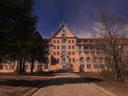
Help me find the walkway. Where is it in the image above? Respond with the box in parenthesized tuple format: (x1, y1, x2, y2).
(32, 73, 113, 96)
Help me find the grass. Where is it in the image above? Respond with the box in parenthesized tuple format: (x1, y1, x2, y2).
(0, 73, 51, 96)
(78, 72, 128, 96)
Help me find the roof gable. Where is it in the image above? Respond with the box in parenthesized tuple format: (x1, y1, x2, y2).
(53, 25, 75, 38)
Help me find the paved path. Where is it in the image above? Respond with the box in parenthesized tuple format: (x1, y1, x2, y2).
(32, 73, 112, 96)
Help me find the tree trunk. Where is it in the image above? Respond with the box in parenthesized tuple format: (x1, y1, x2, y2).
(16, 57, 27, 75)
(31, 58, 35, 74)
(17, 58, 23, 74)
(22, 58, 26, 73)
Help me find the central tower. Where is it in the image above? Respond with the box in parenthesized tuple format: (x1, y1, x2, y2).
(49, 24, 79, 72)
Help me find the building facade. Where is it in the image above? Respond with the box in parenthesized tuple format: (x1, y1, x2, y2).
(47, 24, 128, 72)
(47, 25, 105, 72)
(0, 24, 128, 73)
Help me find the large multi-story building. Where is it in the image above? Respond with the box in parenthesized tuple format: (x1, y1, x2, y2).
(46, 24, 128, 72)
(46, 25, 105, 72)
(0, 24, 128, 73)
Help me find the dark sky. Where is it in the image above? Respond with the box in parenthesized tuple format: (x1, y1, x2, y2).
(33, 0, 128, 38)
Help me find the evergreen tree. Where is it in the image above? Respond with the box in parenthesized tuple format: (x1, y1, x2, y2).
(29, 31, 48, 73)
(0, 0, 36, 74)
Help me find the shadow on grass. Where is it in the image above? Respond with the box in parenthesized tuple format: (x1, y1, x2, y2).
(0, 79, 46, 87)
(82, 77, 103, 83)
(46, 77, 103, 86)
(0, 76, 104, 88)
(0, 72, 56, 76)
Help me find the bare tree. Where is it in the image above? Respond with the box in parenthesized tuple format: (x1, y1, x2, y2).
(92, 11, 128, 82)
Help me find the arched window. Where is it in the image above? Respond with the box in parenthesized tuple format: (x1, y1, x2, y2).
(86, 57, 90, 62)
(80, 57, 84, 62)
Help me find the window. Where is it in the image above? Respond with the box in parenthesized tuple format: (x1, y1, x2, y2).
(57, 51, 59, 55)
(72, 45, 75, 49)
(72, 40, 74, 43)
(86, 57, 91, 62)
(57, 58, 59, 62)
(91, 52, 96, 55)
(80, 57, 84, 62)
(57, 46, 59, 49)
(69, 58, 71, 62)
(62, 46, 66, 49)
(54, 51, 56, 55)
(87, 64, 91, 69)
(79, 46, 82, 49)
(54, 40, 56, 43)
(93, 64, 99, 69)
(62, 58, 66, 63)
(72, 58, 75, 62)
(68, 51, 71, 55)
(72, 51, 75, 55)
(100, 64, 105, 69)
(80, 64, 84, 69)
(37, 65, 42, 70)
(68, 40, 71, 43)
(44, 64, 48, 69)
(57, 40, 59, 43)
(84, 46, 88, 50)
(54, 46, 56, 49)
(62, 39, 66, 43)
(84, 51, 89, 55)
(84, 40, 88, 43)
(62, 29, 65, 32)
(62, 33, 66, 38)
(89, 40, 94, 43)
(89, 46, 95, 50)
(68, 45, 71, 49)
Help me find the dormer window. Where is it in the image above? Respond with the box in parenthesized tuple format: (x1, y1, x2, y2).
(62, 29, 65, 32)
(62, 29, 66, 38)
(62, 33, 66, 38)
